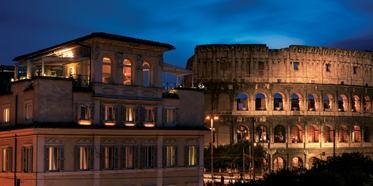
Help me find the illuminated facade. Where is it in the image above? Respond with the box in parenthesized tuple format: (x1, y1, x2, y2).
(185, 44, 373, 172)
(0, 33, 207, 186)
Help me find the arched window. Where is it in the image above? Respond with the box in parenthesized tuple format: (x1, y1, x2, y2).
(353, 126, 361, 142)
(352, 95, 360, 112)
(309, 157, 319, 169)
(292, 157, 303, 170)
(123, 59, 132, 85)
(274, 93, 284, 110)
(364, 126, 370, 142)
(102, 57, 112, 83)
(291, 125, 303, 143)
(338, 95, 348, 112)
(323, 125, 334, 142)
(255, 93, 266, 110)
(339, 125, 348, 142)
(274, 125, 286, 143)
(237, 125, 250, 141)
(308, 94, 317, 111)
(308, 125, 319, 143)
(364, 96, 371, 111)
(273, 157, 284, 171)
(291, 93, 301, 110)
(256, 125, 268, 142)
(323, 94, 333, 111)
(143, 62, 150, 86)
(237, 93, 248, 111)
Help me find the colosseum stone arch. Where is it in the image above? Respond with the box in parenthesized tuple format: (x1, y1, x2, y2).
(184, 44, 373, 172)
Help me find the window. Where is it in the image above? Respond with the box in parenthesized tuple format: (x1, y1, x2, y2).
(75, 146, 94, 171)
(122, 106, 135, 122)
(44, 146, 64, 172)
(101, 105, 119, 124)
(25, 102, 32, 121)
(102, 57, 112, 83)
(141, 145, 157, 168)
(294, 62, 299, 70)
(100, 145, 118, 170)
(277, 79, 281, 83)
(353, 67, 357, 74)
(1, 147, 11, 172)
(143, 62, 150, 86)
(123, 59, 132, 85)
(3, 106, 9, 123)
(326, 64, 330, 72)
(21, 146, 33, 172)
(186, 145, 199, 167)
(142, 106, 158, 125)
(166, 110, 173, 123)
(163, 145, 177, 167)
(162, 108, 179, 124)
(121, 146, 138, 169)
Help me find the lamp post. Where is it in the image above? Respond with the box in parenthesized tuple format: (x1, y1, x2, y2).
(206, 115, 219, 185)
(237, 127, 248, 182)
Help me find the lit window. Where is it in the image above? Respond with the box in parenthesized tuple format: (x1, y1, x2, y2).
(25, 103, 32, 121)
(80, 105, 90, 120)
(125, 146, 134, 168)
(105, 106, 114, 121)
(21, 146, 32, 172)
(167, 110, 173, 123)
(49, 147, 58, 171)
(123, 59, 132, 85)
(187, 145, 198, 166)
(143, 62, 150, 86)
(45, 146, 64, 172)
(3, 107, 10, 123)
(125, 107, 134, 122)
(102, 57, 111, 83)
(162, 108, 179, 124)
(105, 146, 114, 169)
(100, 145, 118, 170)
(80, 146, 88, 170)
(166, 146, 175, 167)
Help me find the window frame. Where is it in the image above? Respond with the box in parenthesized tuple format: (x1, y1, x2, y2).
(293, 62, 299, 70)
(2, 104, 10, 125)
(78, 103, 94, 124)
(100, 144, 119, 170)
(142, 62, 151, 87)
(102, 57, 112, 84)
(44, 145, 65, 172)
(140, 144, 157, 169)
(21, 145, 33, 173)
(186, 144, 199, 167)
(122, 59, 132, 85)
(1, 147, 12, 172)
(101, 104, 119, 124)
(162, 107, 179, 125)
(121, 145, 138, 169)
(24, 100, 33, 122)
(163, 144, 178, 168)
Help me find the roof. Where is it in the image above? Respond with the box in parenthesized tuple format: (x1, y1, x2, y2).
(13, 32, 175, 61)
(0, 122, 210, 132)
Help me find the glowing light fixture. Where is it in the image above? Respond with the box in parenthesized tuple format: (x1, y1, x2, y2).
(144, 123, 155, 127)
(125, 123, 136, 127)
(104, 122, 116, 126)
(79, 120, 92, 125)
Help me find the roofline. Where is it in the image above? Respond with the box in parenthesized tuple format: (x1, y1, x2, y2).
(13, 32, 175, 61)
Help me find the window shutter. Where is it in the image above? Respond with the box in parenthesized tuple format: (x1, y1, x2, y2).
(6, 147, 12, 172)
(162, 145, 167, 168)
(196, 145, 199, 166)
(140, 146, 146, 169)
(101, 105, 105, 122)
(174, 108, 179, 124)
(100, 146, 105, 170)
(79, 105, 83, 120)
(152, 145, 157, 168)
(29, 146, 33, 172)
(75, 145, 80, 171)
(162, 108, 167, 124)
(89, 145, 95, 170)
(121, 146, 126, 169)
(174, 145, 178, 167)
(21, 147, 25, 172)
(90, 104, 95, 121)
(185, 145, 189, 167)
(122, 106, 126, 122)
(154, 107, 158, 124)
(114, 145, 119, 170)
(141, 107, 146, 123)
(59, 145, 65, 171)
(44, 146, 49, 172)
(114, 106, 119, 122)
(133, 145, 139, 169)
(135, 106, 139, 123)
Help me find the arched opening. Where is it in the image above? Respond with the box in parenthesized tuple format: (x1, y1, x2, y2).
(308, 157, 319, 169)
(273, 157, 285, 171)
(291, 157, 303, 170)
(352, 95, 361, 112)
(308, 94, 318, 111)
(273, 93, 284, 110)
(255, 93, 266, 110)
(308, 125, 319, 143)
(323, 125, 334, 142)
(123, 59, 132, 85)
(143, 62, 150, 86)
(291, 125, 303, 143)
(339, 125, 349, 142)
(352, 125, 361, 142)
(237, 93, 249, 111)
(255, 125, 268, 142)
(102, 57, 112, 83)
(364, 126, 370, 142)
(274, 125, 286, 143)
(338, 95, 348, 112)
(364, 96, 371, 111)
(237, 125, 250, 141)
(291, 93, 301, 110)
(323, 94, 333, 111)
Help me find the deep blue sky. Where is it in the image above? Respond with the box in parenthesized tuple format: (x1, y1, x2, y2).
(1, 0, 373, 70)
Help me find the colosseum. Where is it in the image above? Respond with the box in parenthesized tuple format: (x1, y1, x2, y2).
(184, 44, 373, 172)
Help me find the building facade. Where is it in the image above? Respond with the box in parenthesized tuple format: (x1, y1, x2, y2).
(0, 33, 207, 186)
(185, 44, 373, 172)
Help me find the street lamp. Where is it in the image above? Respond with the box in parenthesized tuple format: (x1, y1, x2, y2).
(206, 115, 219, 185)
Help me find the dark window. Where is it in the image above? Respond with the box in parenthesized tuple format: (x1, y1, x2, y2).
(326, 64, 330, 72)
(354, 67, 357, 74)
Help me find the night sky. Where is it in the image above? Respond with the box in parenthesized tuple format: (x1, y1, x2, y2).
(1, 0, 373, 71)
